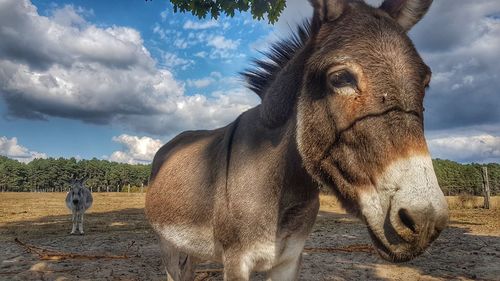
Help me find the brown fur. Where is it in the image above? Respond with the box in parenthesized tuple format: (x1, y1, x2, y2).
(146, 0, 443, 280)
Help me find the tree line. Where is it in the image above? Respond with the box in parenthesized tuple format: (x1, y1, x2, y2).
(0, 156, 150, 192)
(432, 159, 499, 196)
(0, 156, 498, 195)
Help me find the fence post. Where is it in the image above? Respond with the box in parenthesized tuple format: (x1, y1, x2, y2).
(481, 166, 491, 209)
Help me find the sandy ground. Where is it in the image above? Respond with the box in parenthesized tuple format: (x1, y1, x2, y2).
(0, 193, 499, 281)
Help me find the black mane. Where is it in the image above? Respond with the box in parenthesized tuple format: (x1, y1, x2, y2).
(241, 21, 312, 100)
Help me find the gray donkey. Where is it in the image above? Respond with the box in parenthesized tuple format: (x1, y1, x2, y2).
(146, 0, 449, 280)
(66, 182, 93, 235)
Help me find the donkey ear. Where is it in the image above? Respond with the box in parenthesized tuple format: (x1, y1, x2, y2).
(259, 71, 301, 128)
(259, 46, 310, 128)
(380, 0, 433, 31)
(309, 0, 346, 23)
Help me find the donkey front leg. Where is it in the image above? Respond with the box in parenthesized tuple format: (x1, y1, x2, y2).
(77, 212, 84, 235)
(222, 251, 251, 281)
(70, 210, 77, 235)
(266, 254, 302, 281)
(159, 238, 197, 281)
(223, 263, 250, 281)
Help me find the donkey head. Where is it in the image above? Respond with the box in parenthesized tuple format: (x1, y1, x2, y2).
(294, 0, 448, 262)
(69, 181, 85, 205)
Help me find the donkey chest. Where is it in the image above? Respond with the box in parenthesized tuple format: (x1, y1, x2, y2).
(217, 196, 320, 271)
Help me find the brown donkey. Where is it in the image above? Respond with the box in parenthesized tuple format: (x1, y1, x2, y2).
(146, 0, 448, 280)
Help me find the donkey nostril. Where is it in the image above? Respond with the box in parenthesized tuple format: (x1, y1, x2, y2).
(398, 208, 416, 233)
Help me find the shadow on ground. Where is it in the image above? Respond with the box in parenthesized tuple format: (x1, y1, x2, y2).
(0, 209, 499, 281)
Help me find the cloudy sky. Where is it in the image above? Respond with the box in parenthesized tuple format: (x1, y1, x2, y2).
(0, 0, 499, 164)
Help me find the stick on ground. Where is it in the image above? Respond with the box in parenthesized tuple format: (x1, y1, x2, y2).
(14, 238, 129, 261)
(304, 244, 375, 254)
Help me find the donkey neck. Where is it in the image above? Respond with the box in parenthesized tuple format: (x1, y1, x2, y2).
(232, 104, 317, 195)
(283, 115, 319, 193)
(253, 37, 318, 190)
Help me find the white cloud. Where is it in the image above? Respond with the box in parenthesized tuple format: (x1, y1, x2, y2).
(160, 10, 168, 22)
(51, 5, 91, 27)
(428, 134, 500, 163)
(194, 51, 207, 58)
(109, 134, 163, 164)
(153, 24, 166, 39)
(0, 0, 258, 137)
(0, 136, 47, 163)
(250, 31, 279, 53)
(173, 32, 244, 61)
(0, 2, 152, 70)
(161, 52, 194, 70)
(187, 77, 214, 88)
(187, 72, 223, 89)
(273, 0, 380, 34)
(173, 38, 188, 49)
(274, 0, 311, 34)
(207, 35, 239, 50)
(183, 20, 219, 30)
(124, 87, 259, 135)
(153, 20, 243, 61)
(0, 1, 184, 123)
(153, 24, 193, 50)
(206, 35, 244, 60)
(407, 1, 500, 131)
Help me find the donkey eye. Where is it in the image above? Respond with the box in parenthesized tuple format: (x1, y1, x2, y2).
(328, 70, 357, 89)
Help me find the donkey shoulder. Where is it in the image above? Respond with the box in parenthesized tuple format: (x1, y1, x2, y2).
(150, 117, 243, 184)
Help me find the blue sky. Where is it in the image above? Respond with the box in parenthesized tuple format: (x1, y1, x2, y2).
(1, 0, 499, 164)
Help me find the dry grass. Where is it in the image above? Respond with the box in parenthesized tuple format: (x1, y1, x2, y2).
(446, 195, 500, 209)
(1, 193, 498, 236)
(319, 194, 500, 211)
(319, 194, 500, 235)
(0, 192, 498, 280)
(319, 194, 344, 213)
(0, 192, 145, 225)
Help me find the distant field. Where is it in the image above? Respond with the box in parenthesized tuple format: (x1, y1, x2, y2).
(0, 193, 499, 280)
(0, 192, 145, 226)
(446, 195, 500, 209)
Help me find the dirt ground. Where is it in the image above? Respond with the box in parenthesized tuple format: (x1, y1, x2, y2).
(0, 193, 499, 281)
